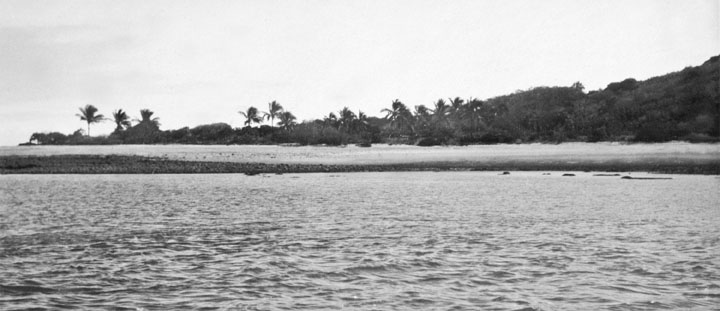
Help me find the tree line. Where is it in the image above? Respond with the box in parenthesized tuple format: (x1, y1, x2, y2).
(27, 55, 720, 146)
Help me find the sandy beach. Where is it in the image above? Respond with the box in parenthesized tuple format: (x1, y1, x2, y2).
(1, 142, 718, 174)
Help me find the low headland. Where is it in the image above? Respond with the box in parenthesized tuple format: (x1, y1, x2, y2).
(2, 143, 718, 175)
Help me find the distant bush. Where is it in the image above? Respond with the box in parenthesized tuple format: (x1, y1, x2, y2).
(680, 133, 720, 143)
(289, 123, 347, 145)
(415, 137, 441, 146)
(124, 122, 161, 144)
(606, 78, 639, 93)
(478, 131, 515, 144)
(633, 122, 681, 142)
(159, 127, 191, 143)
(29, 132, 69, 145)
(189, 123, 234, 143)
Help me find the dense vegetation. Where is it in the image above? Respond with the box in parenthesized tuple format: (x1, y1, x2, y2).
(26, 55, 719, 146)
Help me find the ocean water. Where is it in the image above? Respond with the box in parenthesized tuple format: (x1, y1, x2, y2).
(0, 172, 718, 310)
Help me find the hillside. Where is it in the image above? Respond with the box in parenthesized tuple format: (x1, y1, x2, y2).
(479, 55, 719, 143)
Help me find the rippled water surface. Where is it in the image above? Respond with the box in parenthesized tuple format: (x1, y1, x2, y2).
(1, 172, 719, 310)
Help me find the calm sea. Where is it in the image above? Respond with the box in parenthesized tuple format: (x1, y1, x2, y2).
(1, 172, 718, 310)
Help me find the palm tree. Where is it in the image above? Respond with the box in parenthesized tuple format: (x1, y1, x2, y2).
(277, 111, 297, 130)
(448, 97, 465, 111)
(381, 99, 413, 134)
(338, 107, 357, 133)
(137, 109, 160, 128)
(431, 98, 451, 126)
(353, 110, 369, 133)
(464, 98, 485, 133)
(112, 109, 131, 132)
(76, 104, 105, 136)
(414, 105, 431, 120)
(414, 105, 431, 134)
(323, 112, 339, 129)
(448, 97, 466, 128)
(263, 101, 284, 127)
(239, 106, 261, 127)
(124, 109, 160, 143)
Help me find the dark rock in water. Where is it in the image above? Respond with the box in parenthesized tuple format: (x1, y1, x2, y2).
(622, 176, 672, 180)
(562, 173, 575, 176)
(500, 171, 510, 175)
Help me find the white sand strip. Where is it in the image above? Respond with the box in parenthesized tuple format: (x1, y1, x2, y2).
(2, 142, 718, 166)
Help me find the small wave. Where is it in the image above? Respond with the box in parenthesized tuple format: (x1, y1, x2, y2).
(683, 292, 720, 298)
(345, 263, 404, 273)
(61, 286, 105, 295)
(561, 270, 595, 275)
(304, 271, 348, 279)
(409, 258, 442, 268)
(240, 266, 265, 274)
(89, 242, 113, 248)
(486, 271, 515, 279)
(404, 298, 436, 305)
(417, 276, 447, 283)
(0, 284, 57, 295)
(469, 279, 497, 286)
(596, 285, 660, 295)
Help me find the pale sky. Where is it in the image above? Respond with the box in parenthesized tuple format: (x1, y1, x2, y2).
(0, 0, 718, 146)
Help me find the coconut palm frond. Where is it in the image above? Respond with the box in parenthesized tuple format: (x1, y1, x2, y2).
(239, 106, 261, 126)
(112, 109, 131, 131)
(77, 104, 104, 136)
(278, 111, 297, 130)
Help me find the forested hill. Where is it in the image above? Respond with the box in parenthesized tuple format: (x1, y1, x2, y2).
(26, 55, 720, 146)
(479, 55, 719, 142)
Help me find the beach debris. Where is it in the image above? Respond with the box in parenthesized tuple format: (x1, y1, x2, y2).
(500, 171, 510, 175)
(562, 173, 575, 176)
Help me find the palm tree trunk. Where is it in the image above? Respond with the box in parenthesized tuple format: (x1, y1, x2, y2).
(87, 123, 90, 136)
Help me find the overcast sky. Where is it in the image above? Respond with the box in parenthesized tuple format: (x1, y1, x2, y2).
(0, 0, 718, 146)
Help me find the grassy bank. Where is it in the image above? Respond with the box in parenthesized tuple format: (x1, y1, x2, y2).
(1, 154, 718, 174)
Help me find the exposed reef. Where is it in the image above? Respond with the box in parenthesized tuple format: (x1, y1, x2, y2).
(1, 155, 718, 175)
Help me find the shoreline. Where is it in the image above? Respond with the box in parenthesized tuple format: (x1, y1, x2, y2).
(2, 154, 718, 174)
